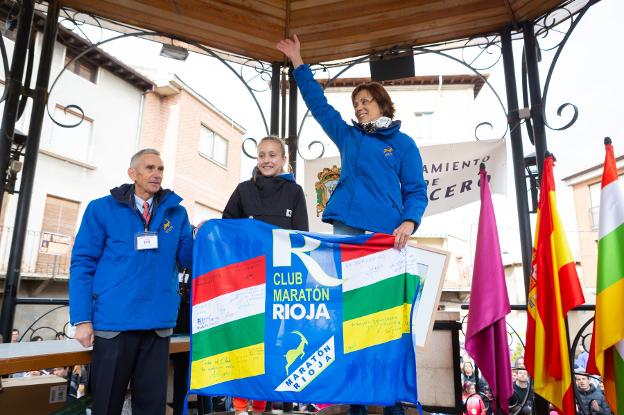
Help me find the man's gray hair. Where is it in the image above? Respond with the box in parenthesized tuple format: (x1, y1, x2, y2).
(130, 148, 160, 168)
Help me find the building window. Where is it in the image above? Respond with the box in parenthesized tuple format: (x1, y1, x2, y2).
(413, 111, 434, 141)
(65, 49, 98, 83)
(42, 105, 94, 163)
(35, 195, 79, 276)
(199, 125, 228, 166)
(589, 181, 601, 230)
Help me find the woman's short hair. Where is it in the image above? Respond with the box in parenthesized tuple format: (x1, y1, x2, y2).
(351, 82, 396, 119)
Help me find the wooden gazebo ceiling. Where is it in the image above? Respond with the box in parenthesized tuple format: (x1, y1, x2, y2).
(60, 0, 580, 64)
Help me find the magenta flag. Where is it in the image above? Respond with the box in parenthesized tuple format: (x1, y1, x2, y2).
(465, 165, 513, 413)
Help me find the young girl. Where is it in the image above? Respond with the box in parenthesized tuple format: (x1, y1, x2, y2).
(222, 135, 308, 415)
(223, 136, 308, 232)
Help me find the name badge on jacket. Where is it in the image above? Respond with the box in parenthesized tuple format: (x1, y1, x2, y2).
(135, 232, 158, 250)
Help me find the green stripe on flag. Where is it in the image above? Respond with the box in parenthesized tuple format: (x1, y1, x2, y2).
(192, 313, 264, 361)
(597, 223, 624, 294)
(343, 273, 419, 321)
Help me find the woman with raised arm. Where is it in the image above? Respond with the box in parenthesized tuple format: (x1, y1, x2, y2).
(276, 35, 427, 249)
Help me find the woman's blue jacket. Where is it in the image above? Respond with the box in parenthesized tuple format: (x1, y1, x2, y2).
(294, 64, 428, 234)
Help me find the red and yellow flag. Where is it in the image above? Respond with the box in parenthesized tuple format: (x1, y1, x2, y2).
(525, 154, 585, 413)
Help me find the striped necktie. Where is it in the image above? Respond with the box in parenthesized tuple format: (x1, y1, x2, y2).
(142, 201, 151, 225)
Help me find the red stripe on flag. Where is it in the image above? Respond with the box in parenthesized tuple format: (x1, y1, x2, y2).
(603, 349, 617, 409)
(192, 256, 266, 305)
(602, 143, 618, 188)
(558, 262, 585, 315)
(340, 233, 394, 262)
(561, 384, 577, 415)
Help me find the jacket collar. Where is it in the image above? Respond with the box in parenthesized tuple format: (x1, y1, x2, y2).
(110, 183, 179, 210)
(251, 169, 295, 183)
(352, 119, 401, 136)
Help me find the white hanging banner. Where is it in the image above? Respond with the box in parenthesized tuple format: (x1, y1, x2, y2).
(420, 138, 507, 216)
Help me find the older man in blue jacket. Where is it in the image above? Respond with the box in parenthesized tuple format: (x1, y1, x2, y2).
(70, 148, 193, 414)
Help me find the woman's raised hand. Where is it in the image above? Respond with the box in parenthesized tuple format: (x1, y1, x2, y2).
(277, 34, 304, 68)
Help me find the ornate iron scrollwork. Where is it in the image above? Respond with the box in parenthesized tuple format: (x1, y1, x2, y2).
(531, 0, 600, 132)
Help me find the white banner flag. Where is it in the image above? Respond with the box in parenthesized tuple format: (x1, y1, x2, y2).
(420, 139, 506, 216)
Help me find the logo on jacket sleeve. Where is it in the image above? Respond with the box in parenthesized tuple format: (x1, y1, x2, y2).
(286, 209, 292, 217)
(163, 219, 173, 233)
(384, 146, 394, 157)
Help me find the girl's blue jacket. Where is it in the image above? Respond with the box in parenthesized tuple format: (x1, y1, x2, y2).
(294, 64, 428, 234)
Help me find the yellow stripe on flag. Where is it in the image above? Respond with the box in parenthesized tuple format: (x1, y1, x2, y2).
(190, 343, 265, 389)
(550, 192, 575, 270)
(531, 229, 575, 410)
(594, 278, 624, 375)
(343, 303, 411, 354)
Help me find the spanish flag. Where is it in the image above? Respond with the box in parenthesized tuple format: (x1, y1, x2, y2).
(587, 137, 624, 414)
(525, 153, 585, 413)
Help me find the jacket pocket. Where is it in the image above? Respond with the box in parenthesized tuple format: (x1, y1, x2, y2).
(385, 190, 403, 217)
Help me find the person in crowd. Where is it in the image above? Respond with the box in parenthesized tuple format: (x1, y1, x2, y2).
(461, 360, 493, 414)
(55, 332, 66, 340)
(31, 335, 44, 341)
(223, 135, 308, 415)
(462, 361, 477, 384)
(276, 34, 428, 415)
(69, 148, 194, 414)
(510, 369, 533, 415)
(575, 346, 590, 372)
(462, 381, 486, 415)
(52, 366, 86, 403)
(575, 374, 612, 414)
(462, 360, 490, 394)
(276, 34, 428, 250)
(511, 357, 525, 384)
(8, 330, 27, 377)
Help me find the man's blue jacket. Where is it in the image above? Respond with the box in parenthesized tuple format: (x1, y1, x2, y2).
(69, 184, 193, 331)
(294, 64, 428, 234)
